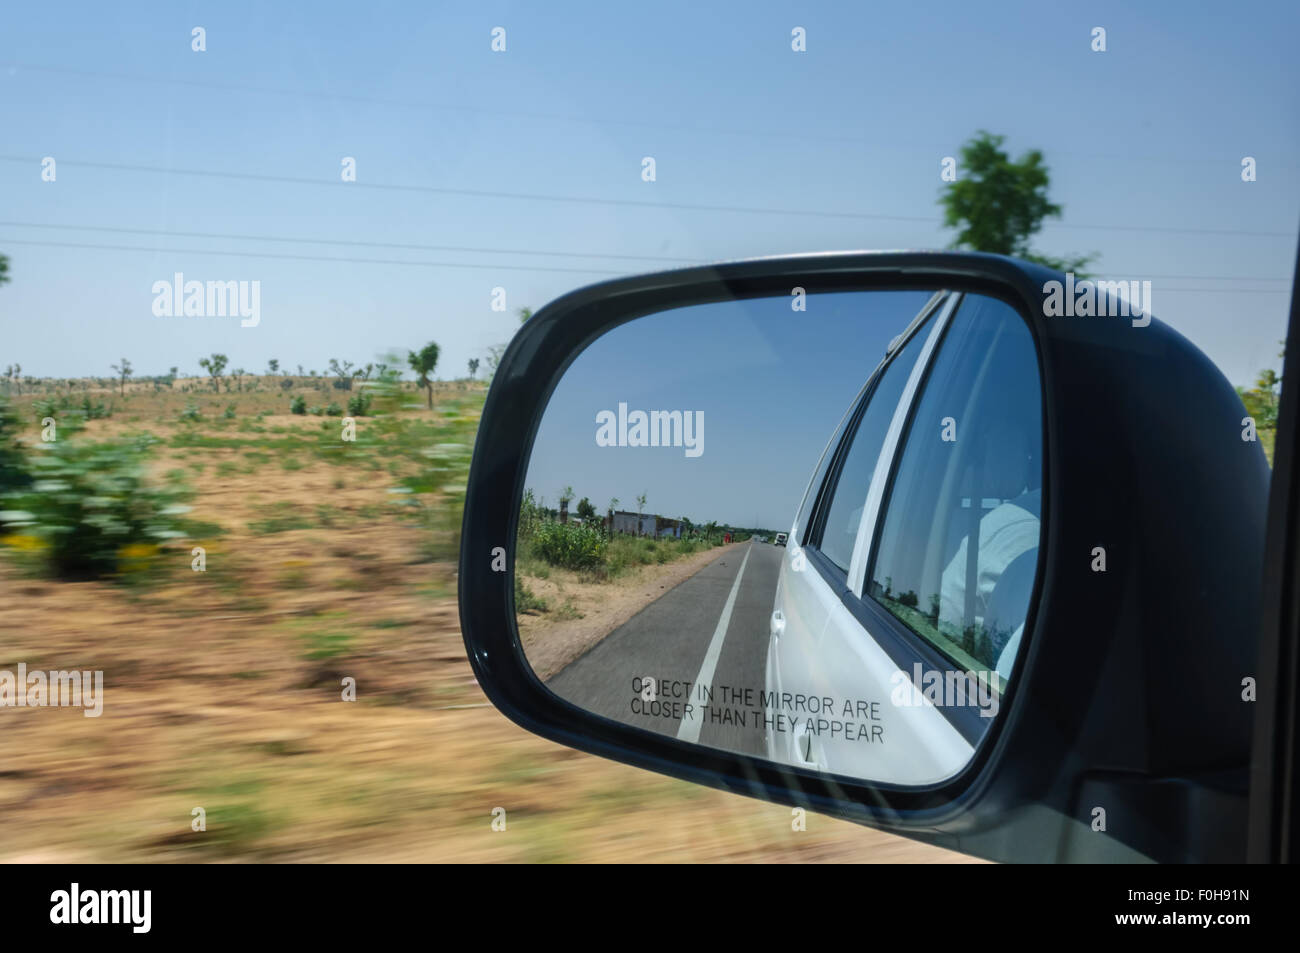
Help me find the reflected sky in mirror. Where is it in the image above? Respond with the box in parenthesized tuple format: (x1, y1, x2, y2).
(525, 290, 932, 529)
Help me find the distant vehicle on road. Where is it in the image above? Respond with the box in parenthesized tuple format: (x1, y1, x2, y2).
(773, 532, 787, 547)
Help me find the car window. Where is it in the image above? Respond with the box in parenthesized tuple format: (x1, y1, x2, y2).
(866, 295, 1042, 687)
(794, 385, 861, 547)
(792, 292, 944, 545)
(812, 309, 938, 574)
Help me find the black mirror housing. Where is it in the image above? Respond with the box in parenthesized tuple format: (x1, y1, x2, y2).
(458, 251, 1269, 863)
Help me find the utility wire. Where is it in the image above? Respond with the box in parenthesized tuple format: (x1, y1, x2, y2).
(0, 236, 1291, 289)
(7, 60, 1295, 170)
(0, 238, 630, 275)
(0, 220, 706, 265)
(1, 154, 1292, 238)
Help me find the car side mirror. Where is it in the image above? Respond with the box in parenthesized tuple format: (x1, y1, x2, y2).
(458, 252, 1269, 863)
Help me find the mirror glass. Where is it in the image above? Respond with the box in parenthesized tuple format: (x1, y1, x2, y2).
(515, 288, 1042, 786)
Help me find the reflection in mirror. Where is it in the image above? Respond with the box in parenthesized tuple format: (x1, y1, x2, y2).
(515, 289, 1042, 787)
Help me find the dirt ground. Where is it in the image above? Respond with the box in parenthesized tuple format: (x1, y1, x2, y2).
(516, 541, 747, 680)
(0, 378, 972, 862)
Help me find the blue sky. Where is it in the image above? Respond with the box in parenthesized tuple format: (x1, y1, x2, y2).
(526, 291, 931, 529)
(2, 0, 1297, 394)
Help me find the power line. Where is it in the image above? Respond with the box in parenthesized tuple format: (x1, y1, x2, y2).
(2, 61, 876, 146)
(0, 238, 631, 275)
(2, 154, 1292, 238)
(0, 236, 1291, 288)
(0, 220, 706, 265)
(2, 222, 1290, 279)
(0, 155, 933, 224)
(7, 60, 1295, 170)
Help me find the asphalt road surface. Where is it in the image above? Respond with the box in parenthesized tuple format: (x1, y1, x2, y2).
(549, 540, 784, 757)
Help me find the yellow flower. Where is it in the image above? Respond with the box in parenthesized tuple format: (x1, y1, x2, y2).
(0, 533, 47, 552)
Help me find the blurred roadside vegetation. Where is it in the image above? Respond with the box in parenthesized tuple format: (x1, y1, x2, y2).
(1237, 344, 1283, 466)
(0, 426, 190, 579)
(0, 345, 481, 581)
(516, 487, 740, 575)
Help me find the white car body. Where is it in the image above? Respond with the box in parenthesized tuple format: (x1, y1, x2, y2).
(765, 290, 1006, 786)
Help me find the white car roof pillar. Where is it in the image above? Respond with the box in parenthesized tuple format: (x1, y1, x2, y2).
(846, 291, 961, 597)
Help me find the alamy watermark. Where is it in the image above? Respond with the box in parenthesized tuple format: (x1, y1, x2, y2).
(890, 664, 998, 719)
(151, 272, 260, 327)
(50, 883, 150, 933)
(1042, 273, 1152, 327)
(596, 402, 704, 457)
(0, 663, 104, 717)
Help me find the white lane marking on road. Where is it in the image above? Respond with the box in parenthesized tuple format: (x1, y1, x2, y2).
(677, 546, 752, 744)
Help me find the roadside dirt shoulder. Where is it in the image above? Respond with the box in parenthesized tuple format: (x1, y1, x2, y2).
(518, 542, 747, 680)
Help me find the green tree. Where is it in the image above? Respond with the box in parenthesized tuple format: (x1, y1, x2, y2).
(467, 357, 479, 379)
(110, 357, 132, 396)
(518, 306, 533, 323)
(408, 342, 440, 409)
(1239, 368, 1281, 429)
(1238, 341, 1285, 463)
(0, 253, 9, 287)
(197, 353, 228, 392)
(267, 359, 280, 375)
(940, 131, 1094, 275)
(576, 496, 597, 521)
(328, 358, 355, 391)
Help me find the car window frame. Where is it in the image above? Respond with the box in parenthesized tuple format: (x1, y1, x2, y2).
(844, 293, 962, 595)
(851, 292, 1046, 735)
(802, 291, 956, 569)
(863, 298, 1042, 691)
(791, 291, 947, 548)
(798, 290, 1048, 746)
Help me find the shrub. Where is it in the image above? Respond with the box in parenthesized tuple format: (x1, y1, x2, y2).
(325, 402, 343, 417)
(0, 433, 189, 579)
(530, 520, 608, 570)
(390, 399, 490, 560)
(179, 401, 202, 422)
(81, 396, 111, 419)
(0, 397, 31, 493)
(346, 392, 372, 417)
(516, 488, 545, 542)
(289, 395, 307, 415)
(361, 362, 407, 416)
(514, 574, 549, 614)
(279, 378, 294, 391)
(223, 404, 237, 420)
